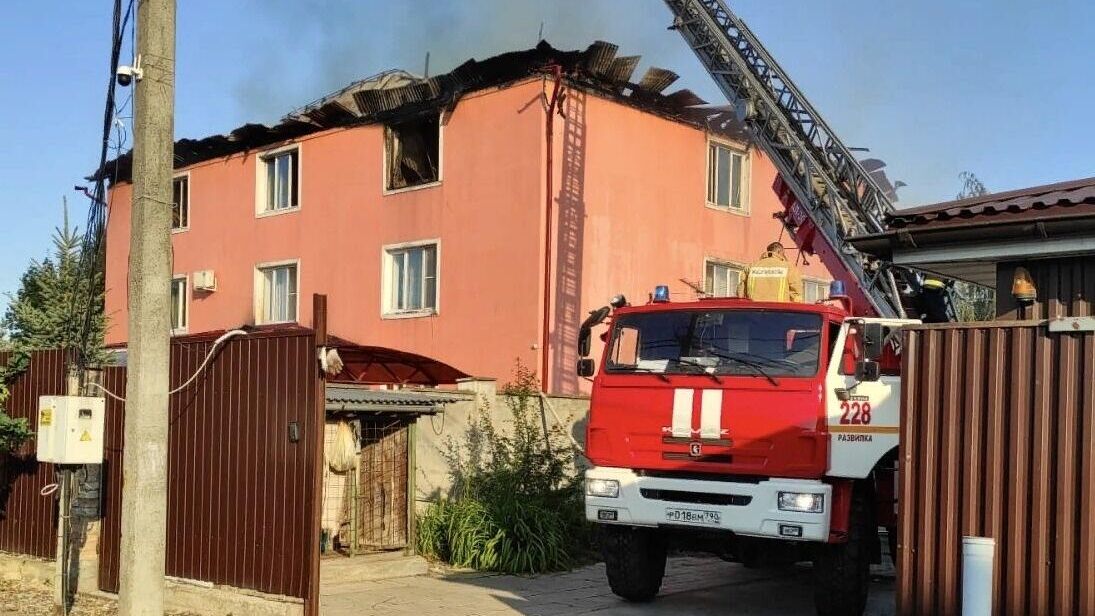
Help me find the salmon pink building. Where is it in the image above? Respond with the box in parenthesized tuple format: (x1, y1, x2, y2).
(102, 42, 838, 395)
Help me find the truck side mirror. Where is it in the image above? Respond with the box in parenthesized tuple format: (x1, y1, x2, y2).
(576, 358, 595, 378)
(863, 322, 885, 361)
(855, 358, 881, 382)
(578, 306, 611, 357)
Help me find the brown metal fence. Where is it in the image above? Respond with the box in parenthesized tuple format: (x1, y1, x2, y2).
(899, 321, 1095, 615)
(0, 349, 66, 559)
(98, 328, 323, 604)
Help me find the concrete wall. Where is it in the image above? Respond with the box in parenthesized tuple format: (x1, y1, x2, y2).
(414, 379, 590, 507)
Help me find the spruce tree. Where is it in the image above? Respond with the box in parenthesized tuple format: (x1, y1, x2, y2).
(2, 201, 106, 361)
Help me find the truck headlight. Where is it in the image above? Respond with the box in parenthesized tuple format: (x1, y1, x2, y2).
(586, 478, 620, 498)
(778, 491, 824, 513)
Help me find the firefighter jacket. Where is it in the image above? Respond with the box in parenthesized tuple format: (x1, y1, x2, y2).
(741, 252, 803, 302)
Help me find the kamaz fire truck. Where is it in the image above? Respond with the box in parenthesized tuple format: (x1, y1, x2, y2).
(579, 1, 955, 614)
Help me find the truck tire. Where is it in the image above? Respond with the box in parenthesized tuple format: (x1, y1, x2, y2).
(813, 487, 871, 616)
(602, 526, 667, 602)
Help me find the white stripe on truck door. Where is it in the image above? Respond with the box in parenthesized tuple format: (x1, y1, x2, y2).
(699, 389, 723, 439)
(671, 388, 693, 438)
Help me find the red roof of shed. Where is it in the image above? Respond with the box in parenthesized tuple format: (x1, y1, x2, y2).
(886, 176, 1095, 230)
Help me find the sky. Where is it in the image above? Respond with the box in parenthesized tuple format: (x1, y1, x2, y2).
(0, 0, 1093, 312)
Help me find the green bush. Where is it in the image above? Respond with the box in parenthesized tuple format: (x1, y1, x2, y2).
(417, 362, 588, 574)
(0, 353, 33, 455)
(0, 413, 32, 455)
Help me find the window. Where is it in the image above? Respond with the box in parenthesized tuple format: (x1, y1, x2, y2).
(704, 260, 745, 297)
(170, 277, 188, 333)
(172, 176, 189, 230)
(259, 147, 300, 213)
(384, 243, 438, 315)
(385, 113, 441, 191)
(606, 309, 823, 378)
(256, 262, 299, 323)
(804, 279, 830, 304)
(706, 140, 747, 211)
(838, 324, 901, 376)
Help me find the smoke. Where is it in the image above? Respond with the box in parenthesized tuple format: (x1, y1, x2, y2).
(233, 0, 712, 123)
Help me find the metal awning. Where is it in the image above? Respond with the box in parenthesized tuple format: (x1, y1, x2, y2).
(325, 384, 462, 415)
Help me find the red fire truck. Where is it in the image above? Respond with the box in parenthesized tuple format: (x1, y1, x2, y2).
(576, 2, 956, 613)
(579, 286, 914, 615)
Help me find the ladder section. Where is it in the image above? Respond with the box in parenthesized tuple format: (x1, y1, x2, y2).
(665, 0, 911, 318)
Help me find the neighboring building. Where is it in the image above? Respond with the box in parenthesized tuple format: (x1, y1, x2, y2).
(850, 175, 1095, 319)
(101, 41, 837, 394)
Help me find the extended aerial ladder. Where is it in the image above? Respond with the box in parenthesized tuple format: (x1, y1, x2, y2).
(664, 0, 955, 321)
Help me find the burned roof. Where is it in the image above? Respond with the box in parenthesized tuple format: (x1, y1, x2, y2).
(885, 176, 1095, 230)
(97, 40, 744, 184)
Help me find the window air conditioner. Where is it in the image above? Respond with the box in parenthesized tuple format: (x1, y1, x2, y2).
(193, 269, 217, 292)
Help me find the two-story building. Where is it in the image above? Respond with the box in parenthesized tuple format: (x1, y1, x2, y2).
(101, 41, 838, 395)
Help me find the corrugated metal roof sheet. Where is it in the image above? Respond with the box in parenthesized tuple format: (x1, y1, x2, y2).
(887, 176, 1095, 230)
(325, 385, 461, 413)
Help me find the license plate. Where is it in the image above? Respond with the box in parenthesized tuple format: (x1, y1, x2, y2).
(664, 507, 721, 526)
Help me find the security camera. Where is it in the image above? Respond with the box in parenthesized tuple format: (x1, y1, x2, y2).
(116, 64, 143, 87)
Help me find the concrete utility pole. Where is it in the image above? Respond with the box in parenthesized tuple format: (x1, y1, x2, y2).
(119, 0, 175, 614)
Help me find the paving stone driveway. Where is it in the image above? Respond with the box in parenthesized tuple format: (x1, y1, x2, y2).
(321, 556, 896, 615)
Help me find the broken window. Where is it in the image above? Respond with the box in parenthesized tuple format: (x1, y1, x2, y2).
(385, 113, 440, 190)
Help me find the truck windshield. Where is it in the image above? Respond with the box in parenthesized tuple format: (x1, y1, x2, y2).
(606, 310, 823, 378)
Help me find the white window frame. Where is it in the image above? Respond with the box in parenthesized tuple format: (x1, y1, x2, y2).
(253, 259, 301, 324)
(382, 112, 445, 196)
(705, 136, 750, 215)
(255, 143, 302, 217)
(172, 172, 190, 233)
(380, 239, 440, 318)
(703, 258, 747, 297)
(803, 277, 832, 304)
(170, 275, 189, 335)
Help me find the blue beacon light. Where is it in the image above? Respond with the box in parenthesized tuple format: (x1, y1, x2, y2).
(828, 280, 846, 299)
(653, 285, 671, 302)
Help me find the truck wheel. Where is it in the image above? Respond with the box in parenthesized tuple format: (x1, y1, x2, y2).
(602, 526, 667, 602)
(814, 487, 871, 616)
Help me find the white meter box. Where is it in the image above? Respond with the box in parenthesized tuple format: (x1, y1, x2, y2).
(35, 396, 105, 464)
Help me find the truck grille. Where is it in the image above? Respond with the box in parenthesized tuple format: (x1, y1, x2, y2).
(640, 488, 752, 507)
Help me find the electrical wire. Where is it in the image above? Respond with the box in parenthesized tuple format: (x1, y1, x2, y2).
(68, 0, 135, 368)
(168, 330, 248, 394)
(84, 330, 249, 402)
(86, 381, 126, 403)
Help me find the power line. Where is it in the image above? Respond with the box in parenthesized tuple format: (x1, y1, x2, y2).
(68, 0, 135, 367)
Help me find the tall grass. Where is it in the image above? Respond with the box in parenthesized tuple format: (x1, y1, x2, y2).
(417, 362, 587, 574)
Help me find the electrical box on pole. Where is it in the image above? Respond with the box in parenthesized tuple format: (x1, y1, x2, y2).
(35, 396, 105, 465)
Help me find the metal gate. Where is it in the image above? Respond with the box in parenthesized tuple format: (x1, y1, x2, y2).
(899, 321, 1095, 615)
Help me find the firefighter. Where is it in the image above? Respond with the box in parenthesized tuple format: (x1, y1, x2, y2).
(741, 242, 803, 302)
